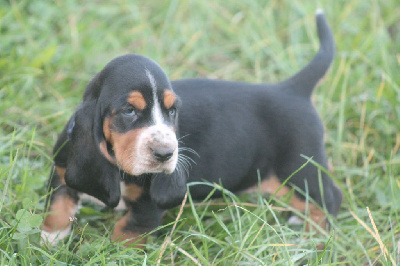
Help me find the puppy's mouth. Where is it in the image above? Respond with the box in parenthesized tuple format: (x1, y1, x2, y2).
(132, 147, 178, 176)
(111, 143, 178, 176)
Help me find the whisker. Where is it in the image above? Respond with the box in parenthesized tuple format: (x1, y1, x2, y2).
(177, 156, 192, 176)
(178, 147, 200, 158)
(176, 159, 189, 177)
(118, 167, 127, 181)
(177, 134, 191, 141)
(179, 154, 197, 165)
(176, 163, 185, 178)
(177, 156, 188, 166)
(176, 144, 199, 178)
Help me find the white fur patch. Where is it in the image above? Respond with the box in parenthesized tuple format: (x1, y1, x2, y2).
(145, 68, 164, 126)
(288, 215, 304, 225)
(41, 226, 72, 246)
(145, 68, 157, 92)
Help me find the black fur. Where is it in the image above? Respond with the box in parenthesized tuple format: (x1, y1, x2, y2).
(44, 11, 342, 242)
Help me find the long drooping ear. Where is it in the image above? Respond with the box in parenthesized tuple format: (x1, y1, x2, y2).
(80, 71, 116, 164)
(150, 171, 187, 209)
(64, 100, 121, 208)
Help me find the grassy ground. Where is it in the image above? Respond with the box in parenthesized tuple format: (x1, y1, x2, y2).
(1, 0, 399, 264)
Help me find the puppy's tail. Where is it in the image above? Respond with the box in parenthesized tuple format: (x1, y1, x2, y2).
(279, 9, 335, 98)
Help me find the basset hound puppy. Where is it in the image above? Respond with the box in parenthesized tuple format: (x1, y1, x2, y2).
(42, 10, 342, 246)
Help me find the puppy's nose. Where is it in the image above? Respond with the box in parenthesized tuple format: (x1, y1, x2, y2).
(152, 148, 174, 162)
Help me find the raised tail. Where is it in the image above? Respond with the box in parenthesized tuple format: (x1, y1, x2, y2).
(279, 9, 335, 97)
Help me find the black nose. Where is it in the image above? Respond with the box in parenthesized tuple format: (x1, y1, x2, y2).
(152, 148, 174, 162)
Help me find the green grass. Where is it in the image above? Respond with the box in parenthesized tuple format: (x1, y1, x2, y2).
(1, 0, 399, 264)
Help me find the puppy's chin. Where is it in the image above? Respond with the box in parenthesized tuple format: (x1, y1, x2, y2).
(164, 168, 175, 174)
(162, 165, 176, 175)
(123, 160, 177, 176)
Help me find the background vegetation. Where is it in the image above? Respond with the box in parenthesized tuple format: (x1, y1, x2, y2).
(0, 0, 399, 264)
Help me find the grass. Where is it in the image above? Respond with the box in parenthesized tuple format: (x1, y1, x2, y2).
(0, 0, 399, 264)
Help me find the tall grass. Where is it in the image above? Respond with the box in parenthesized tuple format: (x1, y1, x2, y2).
(1, 0, 399, 264)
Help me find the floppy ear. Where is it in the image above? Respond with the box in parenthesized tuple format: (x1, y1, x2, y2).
(64, 100, 121, 208)
(150, 171, 187, 209)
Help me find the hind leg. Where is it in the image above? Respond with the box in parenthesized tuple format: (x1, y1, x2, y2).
(42, 165, 79, 245)
(274, 152, 342, 230)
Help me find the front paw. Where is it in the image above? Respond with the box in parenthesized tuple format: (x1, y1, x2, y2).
(41, 226, 72, 246)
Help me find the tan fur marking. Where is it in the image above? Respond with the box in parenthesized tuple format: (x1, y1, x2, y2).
(110, 129, 143, 174)
(99, 141, 115, 164)
(112, 213, 146, 247)
(163, 90, 176, 109)
(128, 91, 146, 111)
(100, 117, 116, 164)
(103, 117, 112, 141)
(289, 194, 327, 230)
(246, 175, 327, 230)
(122, 184, 143, 202)
(55, 166, 66, 185)
(43, 195, 76, 232)
(246, 175, 291, 197)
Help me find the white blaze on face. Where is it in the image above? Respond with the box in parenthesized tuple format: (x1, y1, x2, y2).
(146, 69, 164, 126)
(130, 69, 178, 175)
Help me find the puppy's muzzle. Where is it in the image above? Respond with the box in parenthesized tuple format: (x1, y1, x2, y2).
(147, 127, 177, 164)
(135, 125, 178, 175)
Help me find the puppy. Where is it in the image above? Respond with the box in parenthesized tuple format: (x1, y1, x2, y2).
(42, 10, 342, 246)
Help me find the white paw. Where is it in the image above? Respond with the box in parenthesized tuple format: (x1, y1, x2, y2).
(288, 215, 304, 225)
(41, 226, 71, 246)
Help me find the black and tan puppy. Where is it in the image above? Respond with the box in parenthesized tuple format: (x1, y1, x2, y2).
(42, 10, 342, 245)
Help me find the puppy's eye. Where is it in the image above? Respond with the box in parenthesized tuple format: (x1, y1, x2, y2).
(168, 108, 176, 117)
(123, 107, 137, 117)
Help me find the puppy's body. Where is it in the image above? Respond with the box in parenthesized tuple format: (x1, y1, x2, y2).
(42, 11, 342, 246)
(174, 78, 340, 215)
(176, 81, 319, 186)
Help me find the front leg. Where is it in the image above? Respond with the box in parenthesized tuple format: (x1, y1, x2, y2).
(42, 165, 80, 245)
(112, 184, 163, 247)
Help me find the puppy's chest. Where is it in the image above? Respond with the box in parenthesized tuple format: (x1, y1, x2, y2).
(120, 182, 144, 202)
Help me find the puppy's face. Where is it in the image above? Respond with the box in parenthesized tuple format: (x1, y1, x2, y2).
(97, 58, 180, 176)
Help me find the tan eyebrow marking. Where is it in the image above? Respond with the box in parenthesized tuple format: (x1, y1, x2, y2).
(163, 90, 176, 109)
(127, 91, 147, 111)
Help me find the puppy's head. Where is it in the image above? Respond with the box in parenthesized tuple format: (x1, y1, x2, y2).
(95, 55, 180, 175)
(63, 55, 185, 207)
